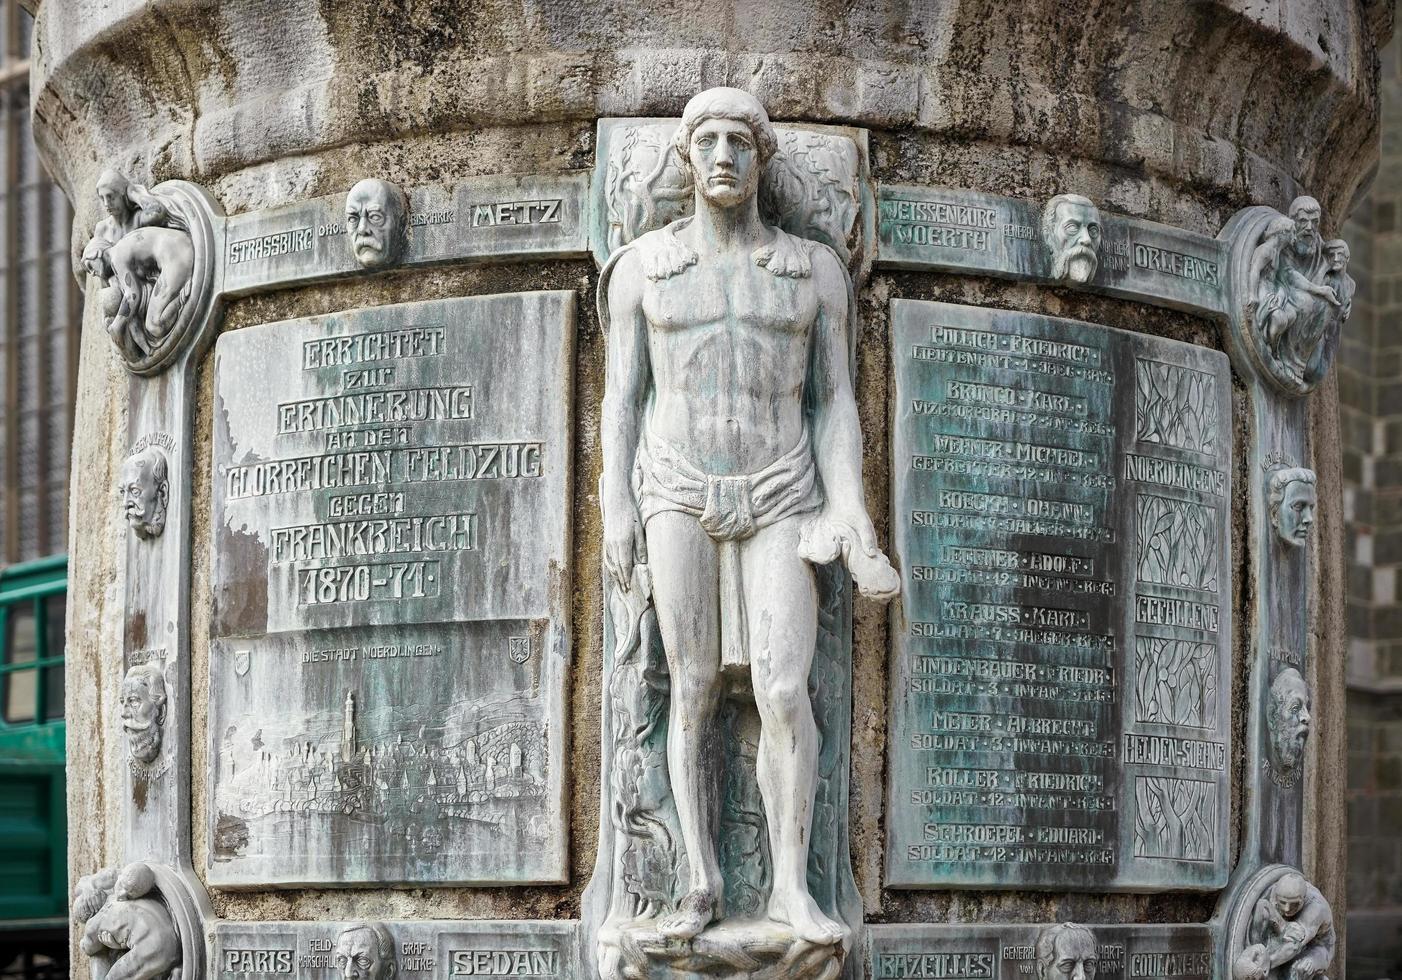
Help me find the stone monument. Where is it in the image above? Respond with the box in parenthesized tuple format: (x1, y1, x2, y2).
(33, 4, 1383, 980)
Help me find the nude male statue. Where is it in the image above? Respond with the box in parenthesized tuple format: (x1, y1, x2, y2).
(1247, 872, 1335, 980)
(599, 87, 899, 946)
(74, 863, 181, 980)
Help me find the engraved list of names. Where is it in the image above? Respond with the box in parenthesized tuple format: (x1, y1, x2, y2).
(208, 292, 574, 887)
(886, 300, 1231, 891)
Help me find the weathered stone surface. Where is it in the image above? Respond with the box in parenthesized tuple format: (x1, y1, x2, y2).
(210, 920, 578, 980)
(886, 300, 1232, 891)
(868, 922, 1214, 980)
(207, 292, 574, 887)
(223, 174, 590, 296)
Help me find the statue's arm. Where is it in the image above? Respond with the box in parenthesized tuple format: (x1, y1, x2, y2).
(600, 248, 651, 589)
(803, 248, 899, 599)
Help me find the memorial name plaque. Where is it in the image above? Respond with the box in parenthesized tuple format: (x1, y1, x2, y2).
(208, 292, 574, 887)
(876, 186, 1228, 317)
(887, 300, 1231, 891)
(222, 173, 590, 296)
(211, 920, 577, 980)
(869, 923, 1214, 980)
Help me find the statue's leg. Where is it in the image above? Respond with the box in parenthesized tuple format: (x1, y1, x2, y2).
(646, 510, 723, 939)
(742, 516, 845, 947)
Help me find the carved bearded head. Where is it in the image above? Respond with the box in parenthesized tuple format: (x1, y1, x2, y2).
(334, 923, 397, 980)
(1268, 669, 1311, 775)
(120, 447, 169, 540)
(673, 87, 777, 210)
(345, 179, 408, 269)
(120, 664, 167, 764)
(1042, 194, 1102, 284)
(1288, 196, 1322, 257)
(1267, 466, 1317, 548)
(1035, 923, 1099, 980)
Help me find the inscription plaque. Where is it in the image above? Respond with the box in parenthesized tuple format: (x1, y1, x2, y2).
(876, 187, 1228, 318)
(211, 920, 577, 980)
(886, 300, 1231, 891)
(869, 923, 1214, 980)
(208, 292, 574, 886)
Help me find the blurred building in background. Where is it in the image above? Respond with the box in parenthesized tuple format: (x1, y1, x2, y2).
(0, 1, 77, 978)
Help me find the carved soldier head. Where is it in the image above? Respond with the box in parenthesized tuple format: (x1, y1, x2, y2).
(120, 446, 169, 540)
(345, 179, 408, 269)
(1267, 466, 1316, 548)
(1325, 238, 1350, 273)
(96, 170, 132, 222)
(120, 664, 167, 764)
(1035, 923, 1099, 980)
(1268, 668, 1311, 775)
(672, 87, 777, 210)
(1042, 194, 1102, 284)
(334, 923, 397, 980)
(1288, 196, 1323, 256)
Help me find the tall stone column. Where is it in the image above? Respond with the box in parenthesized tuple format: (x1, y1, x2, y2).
(33, 3, 1389, 980)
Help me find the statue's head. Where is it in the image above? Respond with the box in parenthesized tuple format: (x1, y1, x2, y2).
(114, 863, 157, 901)
(1232, 944, 1270, 980)
(672, 87, 777, 210)
(1041, 194, 1102, 283)
(1271, 873, 1309, 920)
(1325, 238, 1350, 272)
(120, 446, 169, 540)
(96, 170, 131, 220)
(1035, 923, 1099, 980)
(81, 239, 112, 279)
(1288, 196, 1322, 254)
(1268, 668, 1311, 773)
(72, 868, 119, 923)
(345, 179, 408, 269)
(1266, 466, 1316, 548)
(334, 923, 397, 980)
(120, 663, 167, 764)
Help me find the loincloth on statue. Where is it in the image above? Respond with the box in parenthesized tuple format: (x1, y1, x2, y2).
(633, 430, 821, 670)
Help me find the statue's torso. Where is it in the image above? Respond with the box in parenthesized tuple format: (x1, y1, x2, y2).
(639, 238, 818, 475)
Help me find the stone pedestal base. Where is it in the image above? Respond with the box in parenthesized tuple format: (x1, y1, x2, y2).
(598, 917, 845, 980)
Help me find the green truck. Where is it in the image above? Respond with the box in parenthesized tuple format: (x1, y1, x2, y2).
(0, 555, 68, 980)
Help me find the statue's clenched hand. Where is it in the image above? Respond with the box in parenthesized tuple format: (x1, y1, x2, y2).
(798, 513, 900, 601)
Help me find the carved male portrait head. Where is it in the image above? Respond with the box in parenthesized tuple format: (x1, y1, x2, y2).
(672, 87, 778, 210)
(1042, 194, 1102, 284)
(96, 170, 132, 222)
(334, 923, 397, 980)
(345, 179, 408, 269)
(120, 664, 167, 764)
(120, 446, 169, 540)
(1267, 466, 1317, 548)
(1325, 238, 1350, 272)
(1035, 923, 1099, 980)
(1288, 196, 1323, 257)
(1268, 668, 1311, 775)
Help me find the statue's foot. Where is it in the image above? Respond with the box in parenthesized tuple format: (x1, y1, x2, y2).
(768, 889, 846, 946)
(657, 890, 715, 941)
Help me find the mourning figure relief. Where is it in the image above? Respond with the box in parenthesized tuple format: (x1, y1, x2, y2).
(1266, 466, 1317, 549)
(1035, 923, 1099, 980)
(1042, 193, 1102, 284)
(120, 446, 170, 540)
(595, 87, 896, 974)
(1244, 196, 1352, 393)
(1266, 668, 1311, 787)
(1234, 872, 1335, 980)
(345, 179, 409, 269)
(334, 922, 398, 980)
(81, 171, 196, 367)
(73, 864, 181, 980)
(120, 663, 167, 770)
